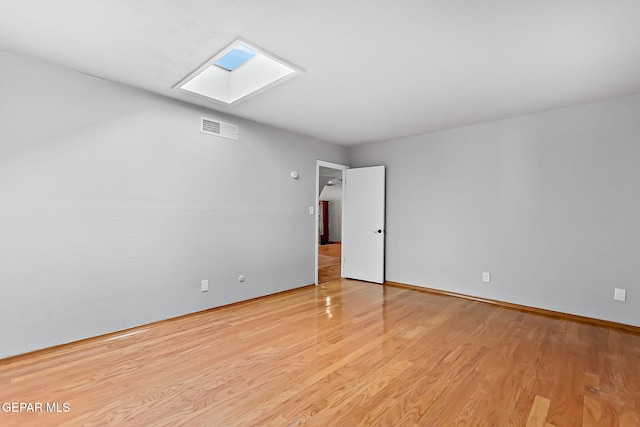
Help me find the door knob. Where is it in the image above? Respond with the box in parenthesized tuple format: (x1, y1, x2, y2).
(373, 229, 383, 234)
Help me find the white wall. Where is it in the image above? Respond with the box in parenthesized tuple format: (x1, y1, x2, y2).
(350, 94, 640, 327)
(0, 51, 348, 358)
(319, 183, 342, 242)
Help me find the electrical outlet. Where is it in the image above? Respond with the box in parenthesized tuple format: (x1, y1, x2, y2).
(614, 288, 626, 302)
(201, 280, 208, 292)
(482, 272, 491, 283)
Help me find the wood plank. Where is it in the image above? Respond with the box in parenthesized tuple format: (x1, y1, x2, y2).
(526, 395, 551, 427)
(582, 394, 601, 427)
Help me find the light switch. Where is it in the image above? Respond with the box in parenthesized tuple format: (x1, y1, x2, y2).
(309, 206, 314, 215)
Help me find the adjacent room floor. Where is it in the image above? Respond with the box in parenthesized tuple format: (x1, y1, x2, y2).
(1, 279, 639, 426)
(318, 242, 341, 284)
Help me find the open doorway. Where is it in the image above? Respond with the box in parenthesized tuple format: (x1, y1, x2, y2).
(315, 161, 348, 285)
(318, 168, 342, 283)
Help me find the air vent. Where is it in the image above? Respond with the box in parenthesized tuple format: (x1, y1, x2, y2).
(200, 117, 239, 140)
(202, 118, 220, 134)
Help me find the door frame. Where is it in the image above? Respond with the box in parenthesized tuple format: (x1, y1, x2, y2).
(315, 160, 349, 286)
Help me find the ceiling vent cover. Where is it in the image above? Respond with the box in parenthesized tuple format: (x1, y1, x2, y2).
(201, 117, 239, 140)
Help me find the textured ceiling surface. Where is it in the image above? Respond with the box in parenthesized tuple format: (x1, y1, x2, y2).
(1, 0, 640, 145)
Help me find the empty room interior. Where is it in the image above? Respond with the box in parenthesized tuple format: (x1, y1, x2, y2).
(1, 1, 640, 425)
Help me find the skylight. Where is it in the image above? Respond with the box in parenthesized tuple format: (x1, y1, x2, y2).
(214, 44, 257, 71)
(175, 39, 302, 105)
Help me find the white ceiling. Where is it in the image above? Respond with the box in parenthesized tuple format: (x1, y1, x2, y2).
(1, 1, 640, 146)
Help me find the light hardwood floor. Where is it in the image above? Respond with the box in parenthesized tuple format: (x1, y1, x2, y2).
(1, 279, 639, 426)
(318, 242, 341, 284)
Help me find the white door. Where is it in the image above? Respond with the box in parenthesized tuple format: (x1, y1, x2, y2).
(342, 166, 385, 283)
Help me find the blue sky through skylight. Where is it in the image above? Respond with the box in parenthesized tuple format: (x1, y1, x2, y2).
(214, 44, 258, 71)
(177, 39, 301, 104)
